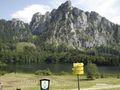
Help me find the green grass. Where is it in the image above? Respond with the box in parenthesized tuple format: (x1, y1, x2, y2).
(0, 73, 120, 90)
(101, 88, 120, 90)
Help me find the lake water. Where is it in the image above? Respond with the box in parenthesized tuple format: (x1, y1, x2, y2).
(7, 63, 120, 74)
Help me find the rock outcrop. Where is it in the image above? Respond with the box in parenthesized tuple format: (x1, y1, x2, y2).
(30, 1, 120, 50)
(0, 18, 30, 41)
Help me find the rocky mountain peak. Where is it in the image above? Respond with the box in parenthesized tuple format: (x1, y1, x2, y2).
(11, 18, 26, 30)
(30, 1, 120, 50)
(31, 12, 42, 23)
(30, 12, 51, 34)
(62, 0, 72, 8)
(58, 0, 72, 12)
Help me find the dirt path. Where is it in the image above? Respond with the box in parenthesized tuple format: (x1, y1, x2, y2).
(72, 84, 120, 90)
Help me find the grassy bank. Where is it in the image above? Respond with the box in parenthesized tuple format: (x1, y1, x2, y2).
(0, 73, 120, 90)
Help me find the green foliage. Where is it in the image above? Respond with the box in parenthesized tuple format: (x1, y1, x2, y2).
(86, 63, 99, 80)
(100, 73, 106, 78)
(58, 71, 69, 75)
(117, 74, 120, 78)
(100, 73, 120, 78)
(35, 69, 52, 76)
(16, 42, 36, 52)
(0, 71, 7, 76)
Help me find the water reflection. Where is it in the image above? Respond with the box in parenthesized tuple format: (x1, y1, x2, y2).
(5, 63, 120, 74)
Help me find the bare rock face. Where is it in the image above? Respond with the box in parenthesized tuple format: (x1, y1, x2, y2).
(30, 1, 120, 50)
(11, 18, 30, 40)
(0, 18, 30, 41)
(30, 12, 51, 35)
(11, 18, 28, 32)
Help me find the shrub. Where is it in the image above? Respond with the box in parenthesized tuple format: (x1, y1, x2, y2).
(117, 74, 120, 78)
(35, 69, 52, 76)
(0, 71, 7, 76)
(100, 73, 106, 78)
(58, 71, 69, 75)
(86, 63, 99, 80)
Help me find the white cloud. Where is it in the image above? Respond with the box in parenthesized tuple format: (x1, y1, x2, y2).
(0, 16, 2, 19)
(50, 0, 120, 24)
(49, 0, 66, 8)
(11, 4, 51, 23)
(11, 0, 120, 24)
(72, 0, 120, 24)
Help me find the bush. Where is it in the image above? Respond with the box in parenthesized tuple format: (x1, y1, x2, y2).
(100, 73, 106, 78)
(58, 71, 69, 75)
(0, 71, 7, 76)
(86, 63, 99, 80)
(35, 69, 52, 76)
(117, 74, 120, 78)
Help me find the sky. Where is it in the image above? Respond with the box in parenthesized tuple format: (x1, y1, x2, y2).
(0, 0, 120, 24)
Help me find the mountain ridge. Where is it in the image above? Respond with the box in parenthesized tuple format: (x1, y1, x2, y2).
(0, 0, 120, 50)
(30, 0, 120, 50)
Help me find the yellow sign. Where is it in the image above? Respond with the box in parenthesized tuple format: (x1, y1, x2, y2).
(72, 63, 84, 75)
(73, 63, 84, 67)
(73, 70, 84, 75)
(72, 67, 84, 71)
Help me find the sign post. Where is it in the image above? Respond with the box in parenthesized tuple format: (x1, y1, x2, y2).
(77, 74, 80, 90)
(72, 63, 84, 90)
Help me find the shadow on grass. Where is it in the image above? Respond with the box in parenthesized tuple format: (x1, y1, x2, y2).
(72, 78, 95, 81)
(80, 78, 91, 81)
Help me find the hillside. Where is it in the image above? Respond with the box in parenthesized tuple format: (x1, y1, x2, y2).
(0, 1, 120, 66)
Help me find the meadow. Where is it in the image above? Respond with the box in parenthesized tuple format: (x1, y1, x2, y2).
(0, 73, 120, 90)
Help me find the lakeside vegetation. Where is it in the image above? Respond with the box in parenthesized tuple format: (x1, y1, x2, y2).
(0, 40, 120, 67)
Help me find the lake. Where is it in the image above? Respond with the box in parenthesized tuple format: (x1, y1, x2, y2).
(5, 63, 120, 74)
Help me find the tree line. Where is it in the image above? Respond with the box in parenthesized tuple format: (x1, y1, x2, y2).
(0, 40, 120, 66)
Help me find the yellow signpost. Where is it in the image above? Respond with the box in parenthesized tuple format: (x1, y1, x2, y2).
(72, 63, 84, 90)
